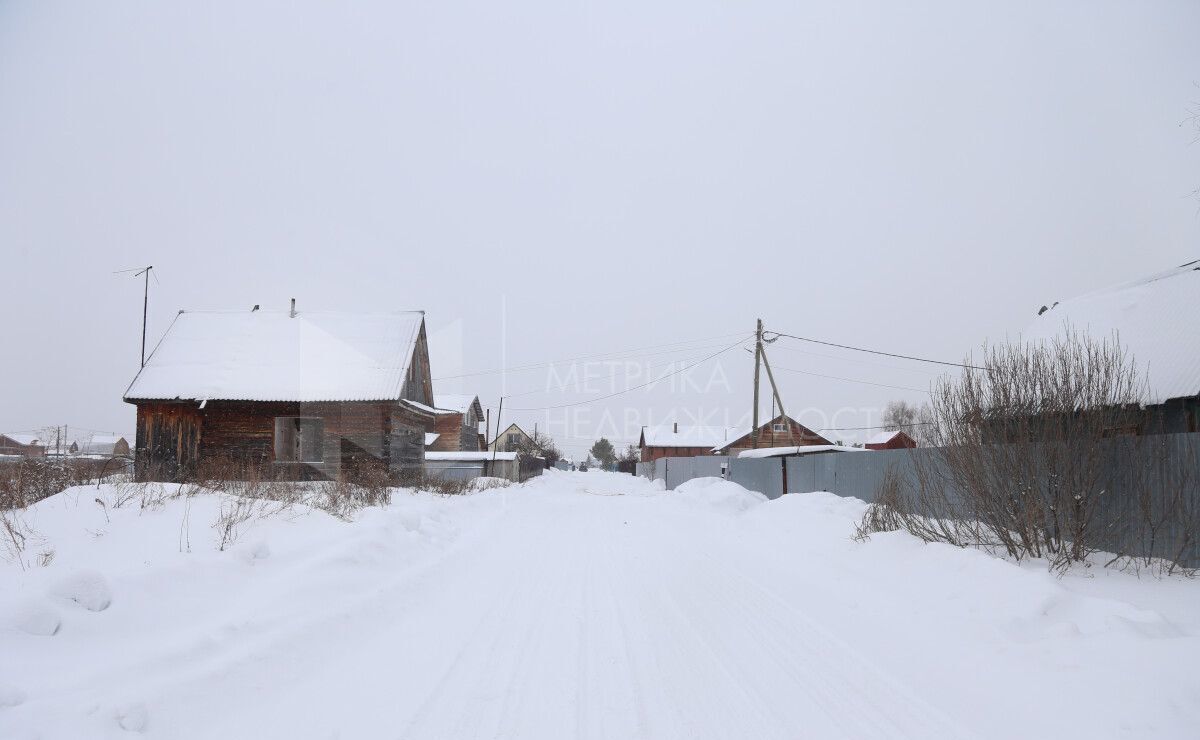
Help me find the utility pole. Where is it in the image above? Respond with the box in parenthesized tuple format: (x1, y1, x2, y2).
(489, 396, 504, 473)
(752, 318, 763, 448)
(137, 266, 153, 367)
(758, 339, 796, 447)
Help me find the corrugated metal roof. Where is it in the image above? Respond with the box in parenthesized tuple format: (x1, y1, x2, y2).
(426, 451, 518, 462)
(640, 424, 739, 448)
(434, 394, 480, 414)
(1023, 260, 1200, 404)
(737, 445, 865, 459)
(124, 310, 425, 402)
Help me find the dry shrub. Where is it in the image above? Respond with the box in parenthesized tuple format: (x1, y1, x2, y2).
(858, 329, 1199, 575)
(0, 457, 132, 510)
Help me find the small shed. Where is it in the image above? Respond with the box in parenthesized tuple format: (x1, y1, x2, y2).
(864, 430, 917, 450)
(425, 451, 521, 482)
(124, 308, 436, 482)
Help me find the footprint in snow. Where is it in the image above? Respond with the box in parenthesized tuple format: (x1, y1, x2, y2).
(49, 570, 112, 612)
(6, 601, 63, 636)
(116, 702, 148, 733)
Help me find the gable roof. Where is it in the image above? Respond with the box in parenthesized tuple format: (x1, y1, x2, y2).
(865, 430, 903, 446)
(434, 394, 483, 416)
(640, 424, 739, 449)
(125, 310, 425, 403)
(2, 433, 41, 446)
(711, 415, 831, 451)
(1023, 260, 1200, 404)
(493, 423, 529, 439)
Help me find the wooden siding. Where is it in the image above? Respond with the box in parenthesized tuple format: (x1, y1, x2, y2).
(428, 404, 483, 453)
(717, 416, 829, 455)
(134, 400, 430, 482)
(640, 445, 714, 462)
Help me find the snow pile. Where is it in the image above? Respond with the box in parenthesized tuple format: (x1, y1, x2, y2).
(672, 476, 767, 513)
(2, 475, 1198, 739)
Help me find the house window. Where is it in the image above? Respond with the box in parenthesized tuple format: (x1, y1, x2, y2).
(772, 423, 786, 433)
(274, 417, 324, 463)
(507, 433, 520, 448)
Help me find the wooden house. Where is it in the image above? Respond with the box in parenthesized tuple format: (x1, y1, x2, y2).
(0, 433, 45, 457)
(123, 308, 436, 482)
(426, 394, 485, 452)
(864, 430, 917, 450)
(638, 423, 739, 462)
(711, 415, 830, 456)
(489, 423, 532, 453)
(81, 435, 132, 458)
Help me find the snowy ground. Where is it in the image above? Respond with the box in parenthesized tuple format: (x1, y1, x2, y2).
(2, 470, 1198, 739)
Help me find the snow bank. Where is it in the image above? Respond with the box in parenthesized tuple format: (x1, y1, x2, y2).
(2, 477, 1197, 739)
(673, 476, 767, 513)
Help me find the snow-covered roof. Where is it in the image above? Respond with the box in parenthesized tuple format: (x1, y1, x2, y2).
(1023, 260, 1200, 404)
(865, 430, 903, 446)
(125, 310, 425, 402)
(641, 424, 739, 448)
(737, 445, 865, 459)
(425, 451, 518, 462)
(710, 417, 832, 451)
(80, 435, 127, 455)
(433, 394, 480, 415)
(403, 399, 448, 416)
(424, 433, 440, 446)
(3, 433, 41, 446)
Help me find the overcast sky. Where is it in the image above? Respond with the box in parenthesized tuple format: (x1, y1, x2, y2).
(2, 1, 1198, 457)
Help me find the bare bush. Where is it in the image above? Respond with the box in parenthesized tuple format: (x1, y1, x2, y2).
(860, 329, 1199, 574)
(0, 457, 132, 510)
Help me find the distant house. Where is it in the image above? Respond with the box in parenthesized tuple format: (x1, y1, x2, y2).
(45, 439, 80, 457)
(81, 435, 131, 458)
(711, 415, 830, 456)
(638, 423, 739, 462)
(427, 394, 485, 452)
(1022, 260, 1200, 435)
(864, 430, 917, 450)
(0, 434, 45, 457)
(490, 423, 532, 453)
(124, 308, 436, 481)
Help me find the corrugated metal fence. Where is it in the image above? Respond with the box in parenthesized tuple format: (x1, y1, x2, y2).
(637, 434, 1200, 565)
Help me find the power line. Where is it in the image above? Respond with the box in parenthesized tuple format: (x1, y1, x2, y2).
(507, 336, 751, 411)
(766, 330, 983, 371)
(769, 342, 943, 376)
(771, 365, 931, 394)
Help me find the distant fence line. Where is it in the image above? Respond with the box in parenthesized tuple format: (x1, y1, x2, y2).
(637, 433, 1200, 567)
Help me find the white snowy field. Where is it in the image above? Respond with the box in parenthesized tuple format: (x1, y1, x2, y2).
(2, 471, 1198, 739)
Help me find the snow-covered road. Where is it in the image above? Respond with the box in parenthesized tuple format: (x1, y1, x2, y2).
(3, 471, 1199, 739)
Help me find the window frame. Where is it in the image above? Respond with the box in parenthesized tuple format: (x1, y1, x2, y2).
(274, 416, 325, 464)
